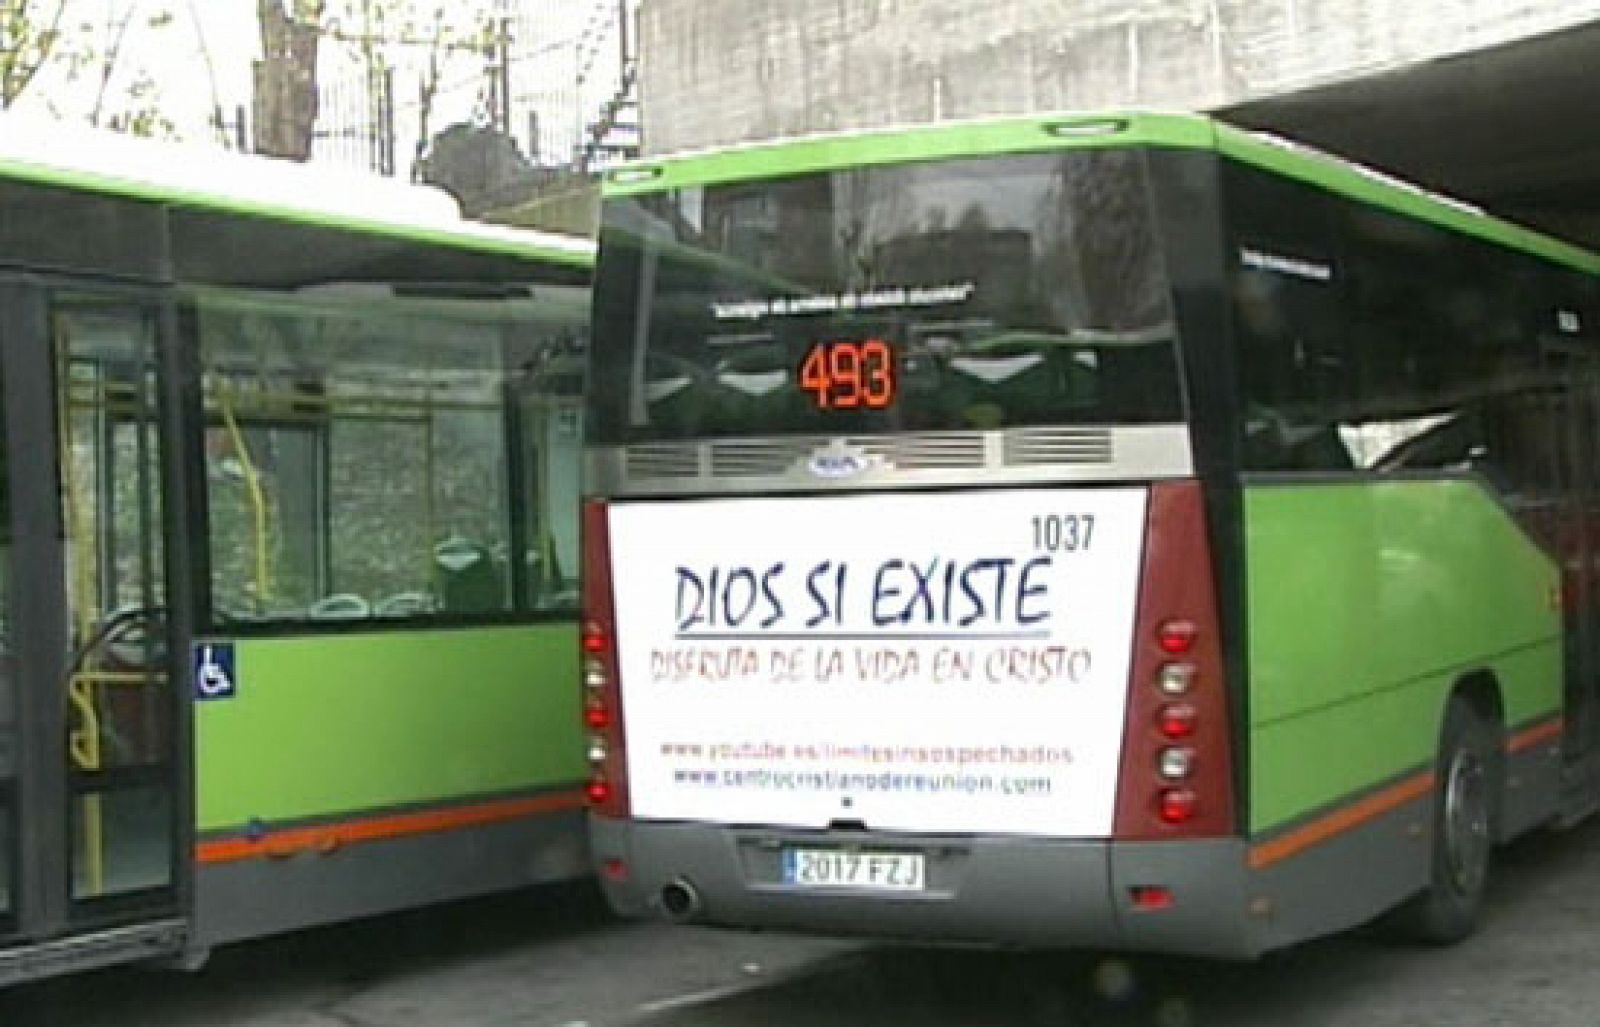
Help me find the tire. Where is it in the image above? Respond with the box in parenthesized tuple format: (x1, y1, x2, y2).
(1389, 694, 1499, 944)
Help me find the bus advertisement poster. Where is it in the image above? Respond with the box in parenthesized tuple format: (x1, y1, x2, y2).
(607, 487, 1149, 837)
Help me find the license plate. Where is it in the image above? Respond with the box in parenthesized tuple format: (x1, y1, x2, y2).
(781, 848, 926, 891)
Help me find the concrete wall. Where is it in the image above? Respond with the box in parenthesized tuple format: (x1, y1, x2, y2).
(639, 0, 1600, 155)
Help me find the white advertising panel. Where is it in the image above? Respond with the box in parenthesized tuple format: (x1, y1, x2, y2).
(608, 487, 1148, 837)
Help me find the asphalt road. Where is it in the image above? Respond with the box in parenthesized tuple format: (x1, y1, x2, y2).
(4, 816, 1600, 1026)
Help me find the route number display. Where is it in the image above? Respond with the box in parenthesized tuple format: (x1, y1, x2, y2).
(799, 339, 896, 411)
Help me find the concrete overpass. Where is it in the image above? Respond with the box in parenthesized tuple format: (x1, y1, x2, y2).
(636, 0, 1600, 245)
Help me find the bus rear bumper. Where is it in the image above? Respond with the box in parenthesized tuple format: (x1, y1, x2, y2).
(591, 818, 1261, 959)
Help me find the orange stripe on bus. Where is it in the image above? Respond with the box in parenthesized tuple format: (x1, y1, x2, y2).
(1247, 771, 1434, 871)
(1507, 716, 1563, 754)
(195, 790, 588, 866)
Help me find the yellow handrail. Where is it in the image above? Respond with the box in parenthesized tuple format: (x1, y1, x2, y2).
(67, 676, 102, 771)
(66, 673, 103, 896)
(216, 384, 273, 607)
(73, 670, 161, 687)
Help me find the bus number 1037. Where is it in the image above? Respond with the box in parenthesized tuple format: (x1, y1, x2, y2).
(1032, 514, 1095, 553)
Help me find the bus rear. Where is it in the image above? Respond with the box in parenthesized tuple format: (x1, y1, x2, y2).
(581, 117, 1255, 955)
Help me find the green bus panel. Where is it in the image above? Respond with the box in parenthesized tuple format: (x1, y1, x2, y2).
(1245, 480, 1562, 834)
(603, 111, 1599, 276)
(602, 112, 1213, 196)
(0, 156, 592, 269)
(195, 624, 582, 832)
(1211, 125, 1599, 273)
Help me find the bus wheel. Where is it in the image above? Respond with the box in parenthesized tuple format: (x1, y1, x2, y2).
(1392, 695, 1497, 944)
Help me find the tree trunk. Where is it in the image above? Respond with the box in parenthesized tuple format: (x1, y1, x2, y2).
(252, 0, 323, 160)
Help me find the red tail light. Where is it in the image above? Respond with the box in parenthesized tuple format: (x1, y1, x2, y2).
(1113, 481, 1235, 840)
(1130, 885, 1175, 911)
(582, 499, 630, 818)
(1158, 788, 1199, 825)
(1157, 703, 1198, 740)
(1157, 620, 1197, 655)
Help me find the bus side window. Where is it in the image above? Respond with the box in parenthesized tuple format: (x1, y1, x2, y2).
(1337, 193, 1541, 482)
(196, 291, 521, 628)
(1225, 163, 1352, 473)
(1483, 393, 1568, 500)
(515, 329, 585, 614)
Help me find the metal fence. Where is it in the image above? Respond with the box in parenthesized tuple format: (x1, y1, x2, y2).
(304, 0, 639, 180)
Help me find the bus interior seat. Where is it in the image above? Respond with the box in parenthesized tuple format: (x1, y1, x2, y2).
(373, 591, 436, 618)
(307, 593, 371, 621)
(434, 537, 506, 614)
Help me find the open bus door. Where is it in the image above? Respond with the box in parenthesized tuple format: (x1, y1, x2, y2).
(1525, 336, 1600, 816)
(0, 281, 184, 981)
(1562, 349, 1600, 808)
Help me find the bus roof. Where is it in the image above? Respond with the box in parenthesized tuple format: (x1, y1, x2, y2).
(601, 110, 1599, 275)
(0, 113, 594, 269)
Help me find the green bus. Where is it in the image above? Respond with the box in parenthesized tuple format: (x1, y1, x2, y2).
(0, 116, 592, 982)
(580, 111, 1600, 956)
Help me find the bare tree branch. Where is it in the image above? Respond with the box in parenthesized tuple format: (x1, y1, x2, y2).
(184, 0, 228, 145)
(89, 0, 144, 126)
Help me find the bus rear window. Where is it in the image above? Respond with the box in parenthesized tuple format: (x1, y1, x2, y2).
(590, 149, 1183, 444)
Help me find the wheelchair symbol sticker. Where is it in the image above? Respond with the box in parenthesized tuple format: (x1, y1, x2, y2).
(193, 643, 237, 701)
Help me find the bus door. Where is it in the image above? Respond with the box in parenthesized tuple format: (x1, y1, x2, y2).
(1521, 341, 1600, 785)
(0, 282, 181, 960)
(1562, 354, 1600, 777)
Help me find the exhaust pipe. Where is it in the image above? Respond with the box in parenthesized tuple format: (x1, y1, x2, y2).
(659, 878, 702, 923)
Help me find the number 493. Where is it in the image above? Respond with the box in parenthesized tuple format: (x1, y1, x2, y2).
(799, 339, 896, 411)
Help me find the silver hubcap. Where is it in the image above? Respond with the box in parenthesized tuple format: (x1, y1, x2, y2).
(1443, 746, 1490, 896)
